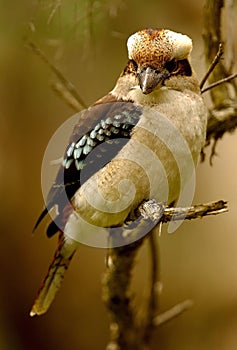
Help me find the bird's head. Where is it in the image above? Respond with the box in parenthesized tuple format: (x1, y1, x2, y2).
(127, 28, 193, 94)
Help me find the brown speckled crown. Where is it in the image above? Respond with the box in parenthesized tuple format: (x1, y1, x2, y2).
(127, 28, 192, 69)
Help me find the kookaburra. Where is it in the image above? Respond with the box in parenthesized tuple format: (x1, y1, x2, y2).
(30, 28, 207, 316)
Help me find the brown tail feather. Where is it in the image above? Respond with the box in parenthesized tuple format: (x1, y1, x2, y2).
(30, 234, 77, 316)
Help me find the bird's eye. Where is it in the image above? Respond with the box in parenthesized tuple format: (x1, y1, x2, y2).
(165, 59, 179, 73)
(131, 59, 138, 70)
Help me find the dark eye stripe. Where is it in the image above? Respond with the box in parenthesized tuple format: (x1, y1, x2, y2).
(165, 59, 192, 77)
(165, 59, 178, 73)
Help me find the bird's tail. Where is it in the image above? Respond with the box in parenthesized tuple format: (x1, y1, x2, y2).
(30, 234, 77, 316)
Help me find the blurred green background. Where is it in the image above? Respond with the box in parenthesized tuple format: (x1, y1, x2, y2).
(0, 0, 237, 349)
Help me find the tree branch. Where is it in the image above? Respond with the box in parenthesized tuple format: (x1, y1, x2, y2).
(202, 0, 237, 160)
(202, 0, 230, 107)
(161, 200, 228, 222)
(102, 240, 144, 350)
(102, 199, 227, 349)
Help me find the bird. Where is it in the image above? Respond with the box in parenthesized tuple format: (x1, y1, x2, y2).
(30, 28, 207, 316)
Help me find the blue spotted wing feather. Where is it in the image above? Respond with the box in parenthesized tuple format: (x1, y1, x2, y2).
(34, 99, 142, 236)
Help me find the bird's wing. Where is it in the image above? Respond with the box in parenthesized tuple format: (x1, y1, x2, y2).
(34, 97, 142, 236)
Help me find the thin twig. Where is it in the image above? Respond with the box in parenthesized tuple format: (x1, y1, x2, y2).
(200, 43, 223, 90)
(201, 72, 237, 93)
(50, 81, 82, 112)
(153, 300, 194, 327)
(47, 0, 63, 25)
(26, 40, 87, 110)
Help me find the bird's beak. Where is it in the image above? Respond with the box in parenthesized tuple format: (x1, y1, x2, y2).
(138, 67, 170, 95)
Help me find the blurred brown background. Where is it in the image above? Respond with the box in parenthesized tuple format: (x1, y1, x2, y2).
(0, 0, 237, 349)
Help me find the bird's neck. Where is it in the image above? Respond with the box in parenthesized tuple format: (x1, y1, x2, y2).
(110, 70, 201, 107)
